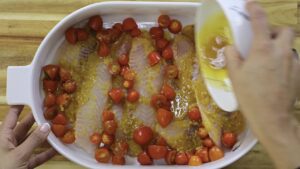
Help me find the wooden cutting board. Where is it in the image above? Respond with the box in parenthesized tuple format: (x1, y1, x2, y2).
(0, 0, 299, 168)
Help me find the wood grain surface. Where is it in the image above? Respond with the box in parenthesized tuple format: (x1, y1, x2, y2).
(0, 0, 299, 169)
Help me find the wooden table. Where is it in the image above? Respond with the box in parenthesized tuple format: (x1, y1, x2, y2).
(0, 0, 299, 168)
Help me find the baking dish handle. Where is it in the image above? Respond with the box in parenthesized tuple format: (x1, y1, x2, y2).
(6, 65, 33, 106)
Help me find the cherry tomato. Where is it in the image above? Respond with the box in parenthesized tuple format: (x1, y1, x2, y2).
(175, 152, 188, 165)
(97, 41, 110, 57)
(108, 88, 124, 104)
(112, 140, 129, 156)
(137, 151, 153, 165)
(165, 150, 176, 165)
(149, 27, 164, 39)
(123, 80, 134, 89)
(133, 126, 153, 145)
(65, 27, 77, 44)
(148, 51, 161, 66)
(155, 38, 169, 51)
(44, 106, 57, 120)
(156, 136, 167, 146)
(195, 147, 209, 163)
(122, 17, 137, 32)
(113, 23, 123, 32)
(209, 146, 224, 161)
(88, 15, 103, 31)
(62, 80, 77, 94)
(222, 132, 237, 148)
(51, 124, 66, 137)
(188, 155, 202, 166)
(90, 132, 102, 145)
(161, 83, 176, 101)
(102, 111, 115, 122)
(118, 54, 129, 66)
(148, 145, 168, 159)
(59, 67, 72, 82)
(156, 108, 173, 128)
(43, 80, 58, 93)
(112, 155, 125, 165)
(197, 127, 208, 139)
(131, 28, 142, 37)
(52, 113, 67, 125)
(95, 147, 111, 163)
(158, 15, 171, 28)
(102, 132, 114, 145)
(61, 131, 75, 144)
(111, 28, 122, 42)
(120, 66, 130, 77)
(123, 69, 136, 81)
(103, 120, 118, 135)
(188, 106, 201, 121)
(168, 19, 182, 34)
(203, 138, 214, 148)
(43, 65, 59, 80)
(127, 90, 140, 103)
(162, 46, 173, 60)
(56, 93, 70, 108)
(165, 65, 178, 79)
(96, 29, 113, 44)
(44, 93, 56, 107)
(108, 63, 121, 76)
(151, 94, 170, 110)
(76, 28, 89, 41)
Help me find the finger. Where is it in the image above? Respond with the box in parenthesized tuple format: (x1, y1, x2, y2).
(16, 123, 50, 159)
(2, 105, 24, 132)
(28, 148, 57, 169)
(225, 46, 243, 80)
(14, 113, 35, 143)
(246, 0, 270, 42)
(276, 27, 295, 47)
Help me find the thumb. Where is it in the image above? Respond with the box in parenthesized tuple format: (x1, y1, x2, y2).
(224, 46, 243, 79)
(16, 123, 50, 159)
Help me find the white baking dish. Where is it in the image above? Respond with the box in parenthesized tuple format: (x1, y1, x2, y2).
(6, 1, 257, 168)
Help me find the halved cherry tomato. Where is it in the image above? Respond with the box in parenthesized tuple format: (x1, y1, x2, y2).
(112, 155, 125, 165)
(62, 80, 77, 94)
(131, 28, 142, 37)
(104, 120, 118, 135)
(43, 80, 58, 93)
(88, 15, 103, 31)
(102, 132, 114, 145)
(197, 127, 208, 139)
(127, 90, 140, 103)
(158, 15, 171, 28)
(97, 41, 110, 57)
(208, 146, 224, 161)
(59, 67, 72, 82)
(113, 23, 123, 32)
(175, 152, 188, 165)
(133, 126, 153, 145)
(108, 88, 124, 104)
(52, 113, 67, 125)
(65, 27, 77, 44)
(165, 65, 178, 79)
(148, 145, 168, 159)
(56, 93, 70, 108)
(90, 132, 102, 145)
(123, 69, 136, 81)
(161, 83, 176, 101)
(156, 108, 173, 128)
(156, 136, 167, 146)
(149, 27, 164, 39)
(51, 124, 66, 137)
(168, 19, 182, 34)
(148, 51, 161, 66)
(76, 28, 89, 41)
(122, 17, 137, 32)
(44, 93, 56, 107)
(155, 38, 169, 51)
(203, 138, 214, 148)
(188, 106, 201, 121)
(43, 65, 59, 80)
(162, 46, 173, 60)
(188, 155, 202, 166)
(61, 131, 75, 144)
(137, 151, 153, 165)
(118, 54, 129, 66)
(111, 28, 122, 42)
(112, 140, 129, 156)
(222, 132, 237, 148)
(95, 147, 111, 163)
(44, 106, 57, 120)
(108, 63, 121, 76)
(195, 147, 209, 163)
(123, 80, 134, 89)
(165, 150, 176, 165)
(102, 111, 115, 122)
(151, 94, 169, 110)
(96, 29, 113, 44)
(120, 66, 130, 77)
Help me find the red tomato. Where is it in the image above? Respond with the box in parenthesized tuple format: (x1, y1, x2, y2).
(112, 155, 125, 165)
(108, 88, 124, 104)
(127, 90, 140, 103)
(103, 120, 118, 135)
(65, 27, 77, 44)
(61, 131, 75, 144)
(112, 140, 129, 156)
(156, 108, 173, 128)
(102, 111, 115, 122)
(76, 28, 89, 41)
(122, 17, 137, 31)
(222, 132, 237, 148)
(44, 106, 57, 120)
(148, 145, 168, 159)
(175, 152, 189, 165)
(44, 93, 56, 107)
(137, 151, 153, 165)
(123, 80, 134, 89)
(56, 93, 70, 108)
(51, 124, 66, 137)
(158, 15, 171, 28)
(120, 66, 129, 77)
(118, 54, 129, 66)
(195, 147, 210, 163)
(52, 113, 67, 125)
(113, 23, 123, 32)
(155, 38, 169, 51)
(162, 46, 173, 60)
(90, 132, 102, 145)
(188, 106, 201, 121)
(208, 146, 224, 161)
(62, 80, 77, 94)
(59, 67, 72, 82)
(197, 127, 208, 139)
(133, 126, 153, 145)
(203, 138, 214, 148)
(150, 94, 170, 110)
(96, 29, 113, 44)
(43, 64, 59, 80)
(95, 147, 111, 163)
(43, 80, 58, 93)
(156, 136, 167, 146)
(88, 15, 103, 31)
(149, 27, 164, 39)
(188, 155, 202, 166)
(165, 150, 176, 165)
(161, 83, 176, 101)
(97, 42, 110, 57)
(148, 51, 161, 66)
(102, 132, 114, 145)
(168, 19, 182, 34)
(123, 69, 136, 81)
(131, 28, 142, 37)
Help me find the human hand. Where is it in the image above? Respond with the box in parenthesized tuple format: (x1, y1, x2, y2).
(0, 106, 56, 169)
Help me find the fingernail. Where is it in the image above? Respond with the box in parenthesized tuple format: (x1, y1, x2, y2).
(40, 123, 50, 133)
